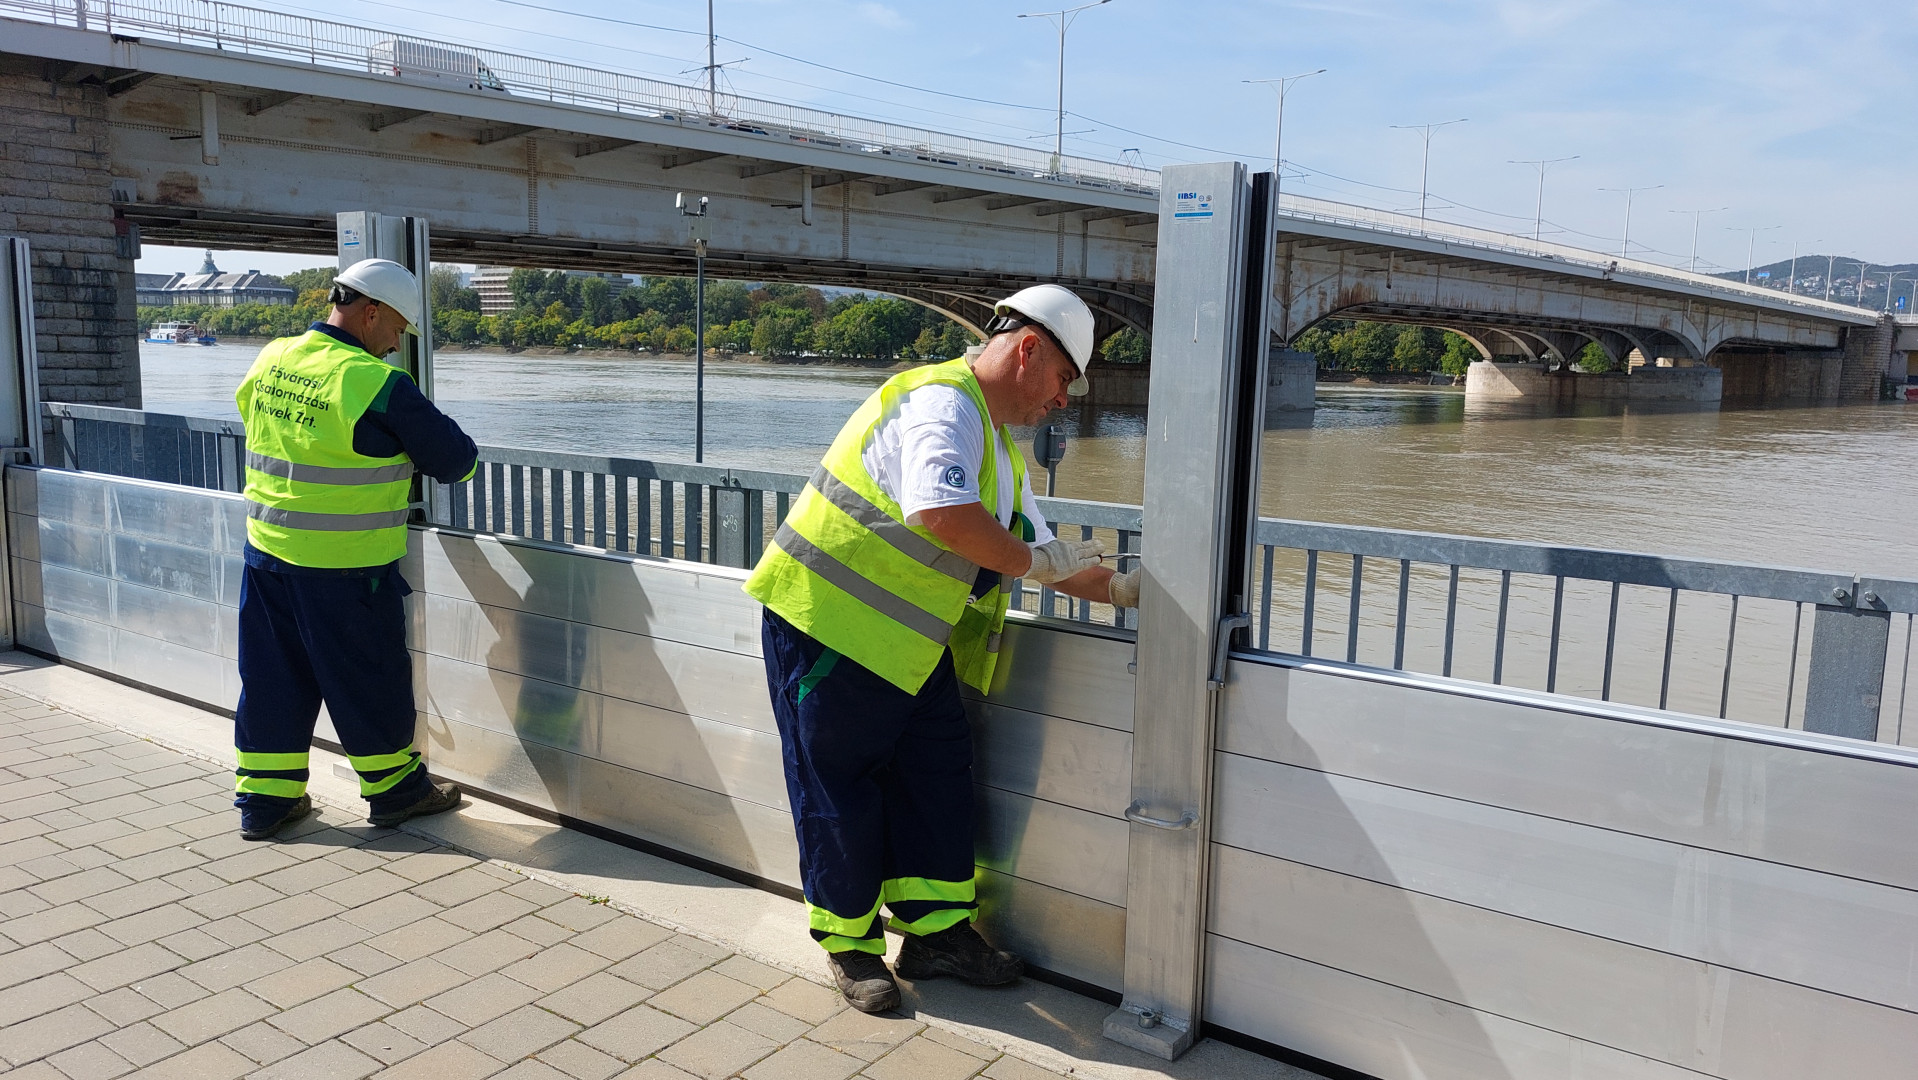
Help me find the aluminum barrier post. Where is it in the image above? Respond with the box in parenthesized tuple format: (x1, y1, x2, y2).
(338, 212, 438, 520)
(1104, 162, 1274, 1059)
(0, 237, 46, 649)
(1804, 588, 1891, 741)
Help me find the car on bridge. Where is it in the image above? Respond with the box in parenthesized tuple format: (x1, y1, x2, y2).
(368, 40, 507, 93)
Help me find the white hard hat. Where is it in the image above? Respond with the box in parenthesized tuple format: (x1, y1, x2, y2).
(992, 284, 1094, 396)
(333, 259, 423, 336)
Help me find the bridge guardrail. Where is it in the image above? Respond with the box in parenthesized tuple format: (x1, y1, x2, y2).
(41, 401, 1916, 741)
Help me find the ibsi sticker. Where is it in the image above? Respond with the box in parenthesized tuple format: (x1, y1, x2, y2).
(1173, 192, 1214, 221)
(341, 226, 362, 249)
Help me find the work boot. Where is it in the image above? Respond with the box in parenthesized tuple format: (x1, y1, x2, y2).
(240, 795, 312, 841)
(827, 950, 901, 1013)
(369, 782, 463, 828)
(894, 922, 1024, 986)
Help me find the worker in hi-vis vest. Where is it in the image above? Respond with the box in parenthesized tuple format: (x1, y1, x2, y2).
(744, 284, 1142, 1012)
(230, 258, 478, 841)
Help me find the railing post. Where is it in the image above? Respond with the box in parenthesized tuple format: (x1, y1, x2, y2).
(1805, 589, 1891, 741)
(1105, 162, 1272, 1060)
(712, 481, 749, 569)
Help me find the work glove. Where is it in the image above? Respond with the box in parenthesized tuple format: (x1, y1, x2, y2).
(1025, 537, 1104, 583)
(1108, 568, 1140, 608)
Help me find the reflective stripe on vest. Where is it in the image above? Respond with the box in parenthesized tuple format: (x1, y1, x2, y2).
(769, 520, 958, 645)
(247, 503, 413, 532)
(246, 450, 414, 487)
(806, 467, 976, 585)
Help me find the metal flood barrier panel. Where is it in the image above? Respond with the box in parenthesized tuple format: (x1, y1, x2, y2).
(1204, 652, 1918, 1079)
(3, 463, 1134, 991)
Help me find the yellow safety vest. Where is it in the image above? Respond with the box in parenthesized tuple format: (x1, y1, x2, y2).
(235, 330, 415, 568)
(744, 359, 1028, 695)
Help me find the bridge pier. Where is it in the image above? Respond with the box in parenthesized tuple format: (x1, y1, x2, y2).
(1465, 360, 1722, 403)
(1708, 350, 1846, 400)
(0, 68, 140, 407)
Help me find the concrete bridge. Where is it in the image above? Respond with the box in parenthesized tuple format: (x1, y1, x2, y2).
(0, 0, 1901, 408)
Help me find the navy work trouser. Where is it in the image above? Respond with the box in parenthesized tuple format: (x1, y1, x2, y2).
(233, 547, 430, 819)
(762, 610, 977, 954)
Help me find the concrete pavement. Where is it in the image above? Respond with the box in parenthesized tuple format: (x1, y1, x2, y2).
(0, 652, 1311, 1080)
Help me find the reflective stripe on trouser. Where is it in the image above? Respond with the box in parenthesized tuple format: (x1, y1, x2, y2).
(235, 749, 309, 799)
(763, 610, 978, 954)
(234, 557, 432, 816)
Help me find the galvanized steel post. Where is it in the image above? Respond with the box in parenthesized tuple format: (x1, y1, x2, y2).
(337, 211, 437, 519)
(1104, 162, 1273, 1059)
(0, 236, 44, 650)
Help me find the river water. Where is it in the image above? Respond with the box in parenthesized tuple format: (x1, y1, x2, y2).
(141, 342, 1918, 732)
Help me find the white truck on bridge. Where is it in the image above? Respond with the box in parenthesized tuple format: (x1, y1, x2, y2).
(368, 39, 506, 93)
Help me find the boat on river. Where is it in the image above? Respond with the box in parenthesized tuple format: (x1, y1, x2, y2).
(143, 321, 216, 345)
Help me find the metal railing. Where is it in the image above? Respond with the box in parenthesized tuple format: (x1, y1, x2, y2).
(39, 404, 1139, 625)
(43, 403, 1914, 739)
(46, 401, 245, 492)
(0, 0, 1884, 323)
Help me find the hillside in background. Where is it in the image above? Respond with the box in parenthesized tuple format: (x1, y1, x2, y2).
(1718, 257, 1918, 312)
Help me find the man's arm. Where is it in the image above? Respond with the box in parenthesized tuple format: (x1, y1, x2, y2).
(354, 373, 479, 484)
(918, 504, 1117, 601)
(1049, 564, 1117, 604)
(918, 502, 1031, 575)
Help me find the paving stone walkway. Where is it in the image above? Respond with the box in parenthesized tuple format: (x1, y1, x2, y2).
(0, 693, 1072, 1080)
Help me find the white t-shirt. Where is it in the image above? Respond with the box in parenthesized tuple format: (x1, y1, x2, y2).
(860, 384, 1054, 545)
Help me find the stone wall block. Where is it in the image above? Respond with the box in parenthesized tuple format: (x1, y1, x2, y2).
(2, 70, 141, 407)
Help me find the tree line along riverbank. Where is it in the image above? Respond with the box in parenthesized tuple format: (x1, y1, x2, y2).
(139, 265, 1607, 375)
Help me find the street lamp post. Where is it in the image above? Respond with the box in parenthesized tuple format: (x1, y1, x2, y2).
(1727, 224, 1781, 285)
(1669, 207, 1729, 274)
(1391, 119, 1467, 233)
(1882, 272, 1908, 314)
(1787, 239, 1820, 296)
(1508, 155, 1578, 242)
(1599, 184, 1663, 259)
(1243, 69, 1325, 198)
(1826, 254, 1838, 302)
(1018, 0, 1112, 176)
(678, 192, 710, 462)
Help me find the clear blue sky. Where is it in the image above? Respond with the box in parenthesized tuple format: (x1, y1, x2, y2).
(138, 0, 1917, 280)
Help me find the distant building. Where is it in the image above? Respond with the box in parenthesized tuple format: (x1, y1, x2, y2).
(136, 251, 295, 307)
(468, 267, 516, 315)
(469, 265, 631, 316)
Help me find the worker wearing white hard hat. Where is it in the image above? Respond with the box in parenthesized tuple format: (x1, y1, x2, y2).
(743, 283, 1139, 1013)
(228, 258, 478, 843)
(330, 257, 425, 347)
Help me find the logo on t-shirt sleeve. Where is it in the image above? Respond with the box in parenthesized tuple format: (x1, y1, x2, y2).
(942, 465, 968, 490)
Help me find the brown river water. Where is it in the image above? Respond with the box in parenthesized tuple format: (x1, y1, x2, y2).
(141, 343, 1918, 733)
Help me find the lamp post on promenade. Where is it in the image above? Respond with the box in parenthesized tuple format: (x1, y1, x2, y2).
(1243, 68, 1325, 199)
(1600, 184, 1662, 259)
(678, 192, 710, 462)
(1391, 118, 1467, 234)
(1018, 0, 1112, 177)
